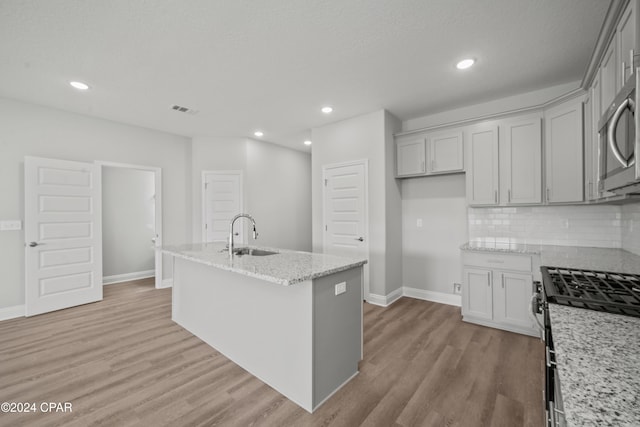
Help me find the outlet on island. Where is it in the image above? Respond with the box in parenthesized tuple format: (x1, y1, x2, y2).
(335, 282, 347, 295)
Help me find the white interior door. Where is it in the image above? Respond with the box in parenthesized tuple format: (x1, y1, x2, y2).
(323, 160, 368, 296)
(25, 156, 103, 316)
(202, 171, 243, 243)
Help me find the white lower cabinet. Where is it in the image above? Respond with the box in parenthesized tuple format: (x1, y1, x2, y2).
(462, 252, 538, 337)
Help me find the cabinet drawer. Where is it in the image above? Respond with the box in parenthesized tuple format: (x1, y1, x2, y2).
(462, 252, 532, 272)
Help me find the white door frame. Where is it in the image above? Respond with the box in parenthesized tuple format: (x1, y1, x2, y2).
(322, 159, 370, 299)
(97, 161, 163, 289)
(201, 170, 244, 243)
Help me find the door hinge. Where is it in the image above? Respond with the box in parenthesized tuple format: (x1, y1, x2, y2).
(325, 225, 327, 231)
(204, 182, 208, 189)
(324, 178, 328, 186)
(205, 223, 208, 229)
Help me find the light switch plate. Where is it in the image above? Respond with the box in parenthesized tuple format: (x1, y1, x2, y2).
(0, 220, 22, 231)
(416, 218, 423, 228)
(335, 282, 347, 295)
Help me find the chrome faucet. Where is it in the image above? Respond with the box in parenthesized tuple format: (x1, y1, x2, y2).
(229, 213, 258, 256)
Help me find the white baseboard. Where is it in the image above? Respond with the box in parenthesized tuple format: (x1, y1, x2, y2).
(158, 278, 173, 289)
(0, 305, 25, 321)
(103, 270, 155, 285)
(366, 287, 403, 307)
(367, 287, 462, 308)
(403, 286, 461, 307)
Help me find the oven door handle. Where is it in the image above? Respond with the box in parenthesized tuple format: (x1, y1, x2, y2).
(608, 96, 636, 168)
(529, 293, 545, 332)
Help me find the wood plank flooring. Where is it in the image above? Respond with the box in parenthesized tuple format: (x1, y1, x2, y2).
(0, 279, 544, 427)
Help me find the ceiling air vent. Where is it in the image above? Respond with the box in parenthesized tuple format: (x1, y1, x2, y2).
(170, 104, 199, 115)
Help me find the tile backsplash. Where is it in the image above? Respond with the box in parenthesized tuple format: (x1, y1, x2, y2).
(622, 203, 640, 256)
(468, 205, 625, 248)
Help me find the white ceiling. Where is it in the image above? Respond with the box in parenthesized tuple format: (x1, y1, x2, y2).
(0, 0, 609, 152)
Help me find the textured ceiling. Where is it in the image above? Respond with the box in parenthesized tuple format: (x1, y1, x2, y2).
(0, 0, 609, 151)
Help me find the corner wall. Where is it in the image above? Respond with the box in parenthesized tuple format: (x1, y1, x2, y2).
(311, 109, 402, 298)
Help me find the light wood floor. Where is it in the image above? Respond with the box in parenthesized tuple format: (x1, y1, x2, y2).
(0, 279, 544, 427)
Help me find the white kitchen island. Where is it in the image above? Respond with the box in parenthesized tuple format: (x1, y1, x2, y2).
(162, 243, 367, 413)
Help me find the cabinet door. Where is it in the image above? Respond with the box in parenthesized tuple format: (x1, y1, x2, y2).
(494, 272, 534, 331)
(601, 40, 617, 112)
(427, 130, 463, 174)
(396, 137, 426, 176)
(466, 124, 499, 206)
(617, 1, 636, 90)
(500, 115, 542, 205)
(544, 100, 584, 203)
(462, 268, 493, 321)
(584, 92, 594, 200)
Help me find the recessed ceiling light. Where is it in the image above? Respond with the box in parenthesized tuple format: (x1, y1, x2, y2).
(69, 81, 90, 90)
(303, 140, 312, 146)
(254, 130, 264, 137)
(456, 58, 475, 70)
(321, 106, 333, 114)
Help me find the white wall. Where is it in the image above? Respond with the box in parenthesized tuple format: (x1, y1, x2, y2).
(0, 97, 191, 310)
(245, 138, 312, 251)
(191, 136, 312, 251)
(401, 174, 467, 295)
(622, 202, 640, 256)
(102, 167, 156, 277)
(311, 109, 402, 298)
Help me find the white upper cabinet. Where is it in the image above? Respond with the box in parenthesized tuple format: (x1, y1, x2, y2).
(466, 114, 542, 207)
(427, 130, 464, 174)
(395, 128, 464, 178)
(586, 73, 601, 200)
(544, 99, 584, 204)
(499, 115, 542, 205)
(466, 123, 499, 205)
(601, 39, 617, 113)
(396, 136, 426, 177)
(616, 0, 636, 90)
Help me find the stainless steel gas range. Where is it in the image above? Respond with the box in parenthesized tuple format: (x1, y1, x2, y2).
(533, 267, 640, 427)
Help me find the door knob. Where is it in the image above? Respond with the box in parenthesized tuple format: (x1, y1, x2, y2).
(355, 237, 364, 242)
(29, 242, 40, 247)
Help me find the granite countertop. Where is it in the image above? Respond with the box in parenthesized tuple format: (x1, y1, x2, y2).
(162, 243, 367, 286)
(548, 304, 640, 426)
(460, 242, 640, 275)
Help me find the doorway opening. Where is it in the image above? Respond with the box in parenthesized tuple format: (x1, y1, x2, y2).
(98, 162, 164, 289)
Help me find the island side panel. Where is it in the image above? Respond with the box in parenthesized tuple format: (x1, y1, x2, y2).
(312, 266, 363, 409)
(172, 257, 314, 412)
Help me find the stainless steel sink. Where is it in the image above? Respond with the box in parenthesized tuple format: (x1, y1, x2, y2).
(233, 247, 277, 257)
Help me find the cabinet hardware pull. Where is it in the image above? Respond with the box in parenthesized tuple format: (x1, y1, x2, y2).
(546, 188, 550, 202)
(431, 160, 435, 171)
(494, 190, 498, 204)
(501, 276, 504, 288)
(622, 61, 627, 84)
(421, 161, 425, 172)
(508, 189, 511, 203)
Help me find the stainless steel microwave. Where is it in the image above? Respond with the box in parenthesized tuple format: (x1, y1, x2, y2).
(598, 69, 640, 195)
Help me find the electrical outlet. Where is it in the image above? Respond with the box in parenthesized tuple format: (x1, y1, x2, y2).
(0, 220, 22, 231)
(453, 283, 462, 294)
(416, 218, 423, 228)
(335, 282, 346, 295)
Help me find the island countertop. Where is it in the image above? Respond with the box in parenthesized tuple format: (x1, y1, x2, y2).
(162, 243, 367, 286)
